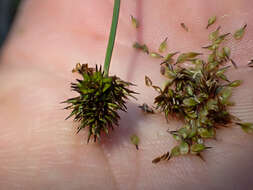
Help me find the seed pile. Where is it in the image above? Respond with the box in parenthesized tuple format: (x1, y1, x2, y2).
(133, 17, 252, 163)
(63, 63, 136, 143)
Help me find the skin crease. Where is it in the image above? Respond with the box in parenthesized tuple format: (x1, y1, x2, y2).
(0, 0, 253, 189)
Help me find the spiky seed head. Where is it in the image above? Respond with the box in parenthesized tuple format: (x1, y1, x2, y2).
(63, 64, 136, 143)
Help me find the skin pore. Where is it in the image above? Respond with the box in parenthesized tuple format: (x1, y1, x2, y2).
(0, 0, 253, 189)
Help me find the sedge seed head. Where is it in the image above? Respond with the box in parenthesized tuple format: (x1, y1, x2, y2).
(63, 64, 136, 143)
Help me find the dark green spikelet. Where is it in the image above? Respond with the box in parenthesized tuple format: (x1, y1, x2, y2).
(63, 64, 136, 143)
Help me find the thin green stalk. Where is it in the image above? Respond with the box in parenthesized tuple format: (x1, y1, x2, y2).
(103, 0, 121, 76)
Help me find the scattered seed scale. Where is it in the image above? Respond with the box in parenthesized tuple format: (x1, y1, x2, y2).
(138, 103, 154, 114)
(233, 24, 247, 40)
(132, 17, 252, 163)
(150, 52, 164, 59)
(130, 134, 140, 150)
(130, 15, 139, 28)
(159, 37, 168, 53)
(133, 42, 149, 54)
(206, 16, 217, 29)
(180, 23, 189, 32)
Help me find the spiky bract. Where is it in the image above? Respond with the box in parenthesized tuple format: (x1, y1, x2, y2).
(64, 64, 135, 143)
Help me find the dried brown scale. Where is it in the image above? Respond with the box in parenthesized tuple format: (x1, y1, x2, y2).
(152, 151, 170, 163)
(133, 42, 149, 54)
(139, 20, 253, 163)
(138, 103, 154, 114)
(180, 23, 189, 32)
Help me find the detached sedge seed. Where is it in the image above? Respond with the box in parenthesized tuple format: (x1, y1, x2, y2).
(130, 15, 139, 28)
(234, 24, 247, 40)
(206, 16, 217, 29)
(133, 42, 149, 54)
(159, 37, 168, 53)
(180, 23, 189, 31)
(138, 103, 154, 114)
(130, 134, 140, 150)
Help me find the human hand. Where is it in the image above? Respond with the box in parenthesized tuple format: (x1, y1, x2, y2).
(0, 0, 253, 189)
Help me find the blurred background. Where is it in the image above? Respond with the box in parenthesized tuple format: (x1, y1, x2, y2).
(0, 0, 21, 48)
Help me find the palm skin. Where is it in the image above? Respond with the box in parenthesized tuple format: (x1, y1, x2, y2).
(0, 0, 253, 189)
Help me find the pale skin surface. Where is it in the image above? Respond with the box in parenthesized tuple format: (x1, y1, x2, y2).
(0, 0, 253, 189)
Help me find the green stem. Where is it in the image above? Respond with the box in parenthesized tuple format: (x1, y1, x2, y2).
(103, 0, 121, 76)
